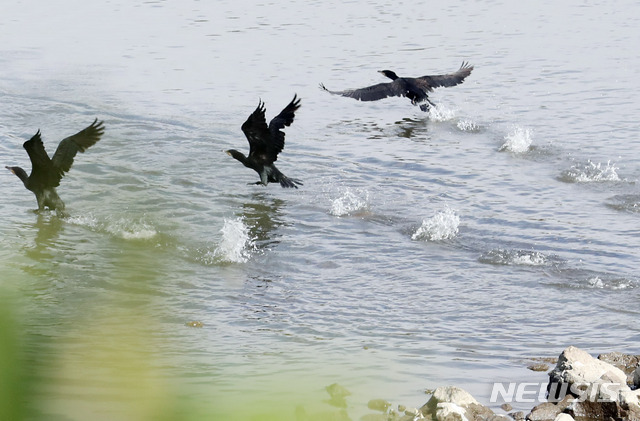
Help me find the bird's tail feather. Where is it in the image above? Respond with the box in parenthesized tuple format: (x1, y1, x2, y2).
(279, 175, 303, 189)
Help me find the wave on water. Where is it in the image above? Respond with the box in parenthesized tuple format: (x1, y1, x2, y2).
(547, 274, 638, 291)
(584, 276, 636, 290)
(205, 217, 255, 264)
(478, 248, 553, 266)
(412, 207, 460, 241)
(605, 194, 640, 213)
(558, 160, 621, 183)
(329, 187, 370, 217)
(65, 214, 158, 240)
(499, 126, 533, 153)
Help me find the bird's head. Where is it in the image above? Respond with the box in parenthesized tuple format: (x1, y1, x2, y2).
(6, 166, 28, 184)
(378, 70, 399, 81)
(225, 149, 246, 163)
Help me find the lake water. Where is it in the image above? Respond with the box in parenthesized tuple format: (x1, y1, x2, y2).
(1, 0, 639, 419)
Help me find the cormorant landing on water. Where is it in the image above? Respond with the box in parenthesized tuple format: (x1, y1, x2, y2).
(6, 119, 105, 213)
(320, 62, 473, 111)
(226, 95, 302, 189)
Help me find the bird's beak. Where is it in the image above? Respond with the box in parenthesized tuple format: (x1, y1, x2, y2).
(5, 166, 14, 174)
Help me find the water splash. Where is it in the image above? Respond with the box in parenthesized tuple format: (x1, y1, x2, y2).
(65, 214, 100, 230)
(479, 249, 549, 266)
(412, 207, 460, 241)
(212, 217, 255, 263)
(428, 104, 457, 121)
(65, 214, 157, 240)
(499, 126, 533, 153)
(330, 188, 370, 217)
(559, 160, 621, 183)
(456, 119, 480, 132)
(107, 218, 157, 240)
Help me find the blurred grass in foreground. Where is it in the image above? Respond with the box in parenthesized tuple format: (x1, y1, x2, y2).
(0, 289, 359, 421)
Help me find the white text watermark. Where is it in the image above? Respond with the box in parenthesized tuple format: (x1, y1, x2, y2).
(490, 382, 626, 404)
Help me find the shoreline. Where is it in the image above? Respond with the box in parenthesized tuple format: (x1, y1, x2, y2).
(311, 346, 640, 421)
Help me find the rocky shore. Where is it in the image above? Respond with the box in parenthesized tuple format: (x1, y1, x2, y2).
(312, 346, 640, 421)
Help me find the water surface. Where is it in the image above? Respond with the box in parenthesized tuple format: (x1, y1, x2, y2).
(1, 0, 639, 419)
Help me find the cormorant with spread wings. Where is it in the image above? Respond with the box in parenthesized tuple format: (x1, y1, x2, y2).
(320, 62, 473, 111)
(6, 119, 105, 213)
(226, 95, 302, 188)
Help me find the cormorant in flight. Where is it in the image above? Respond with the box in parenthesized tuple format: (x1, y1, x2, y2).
(320, 62, 473, 111)
(226, 95, 302, 188)
(6, 118, 105, 213)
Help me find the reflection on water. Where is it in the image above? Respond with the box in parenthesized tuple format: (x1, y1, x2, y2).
(239, 193, 286, 249)
(25, 213, 64, 261)
(392, 117, 429, 139)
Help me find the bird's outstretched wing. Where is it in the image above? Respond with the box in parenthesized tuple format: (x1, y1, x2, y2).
(320, 81, 405, 102)
(51, 118, 105, 178)
(415, 62, 474, 91)
(23, 130, 59, 186)
(241, 101, 271, 158)
(267, 95, 300, 159)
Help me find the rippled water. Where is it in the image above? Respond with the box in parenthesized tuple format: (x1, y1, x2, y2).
(2, 0, 640, 419)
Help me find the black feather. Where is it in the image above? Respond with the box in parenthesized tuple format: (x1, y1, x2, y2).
(320, 62, 473, 111)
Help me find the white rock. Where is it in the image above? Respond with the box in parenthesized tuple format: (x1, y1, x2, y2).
(432, 386, 479, 407)
(435, 402, 468, 421)
(619, 389, 640, 410)
(550, 346, 633, 403)
(554, 414, 575, 421)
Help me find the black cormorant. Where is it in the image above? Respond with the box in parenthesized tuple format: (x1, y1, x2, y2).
(226, 95, 302, 188)
(320, 62, 473, 111)
(6, 118, 105, 212)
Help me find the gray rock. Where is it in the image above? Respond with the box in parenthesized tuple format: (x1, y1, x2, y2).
(566, 399, 624, 420)
(466, 403, 502, 420)
(433, 386, 479, 406)
(421, 386, 478, 413)
(404, 407, 420, 418)
(528, 363, 550, 372)
(554, 395, 576, 413)
(419, 387, 503, 421)
(597, 352, 640, 376)
(435, 402, 468, 421)
(526, 402, 561, 421)
(509, 411, 525, 420)
(548, 346, 630, 402)
(501, 403, 513, 412)
(619, 388, 640, 410)
(565, 389, 640, 420)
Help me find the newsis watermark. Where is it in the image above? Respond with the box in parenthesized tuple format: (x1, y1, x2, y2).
(490, 382, 627, 404)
